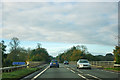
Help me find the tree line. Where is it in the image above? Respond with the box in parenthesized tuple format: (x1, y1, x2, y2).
(1, 37, 53, 67)
(1, 37, 120, 67)
(56, 45, 115, 63)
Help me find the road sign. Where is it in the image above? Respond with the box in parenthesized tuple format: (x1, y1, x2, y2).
(12, 62, 25, 65)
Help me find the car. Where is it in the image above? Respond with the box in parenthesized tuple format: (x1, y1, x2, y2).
(50, 59, 59, 68)
(77, 59, 91, 69)
(63, 61, 69, 64)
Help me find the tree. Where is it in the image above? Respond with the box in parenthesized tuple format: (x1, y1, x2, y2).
(7, 37, 28, 62)
(0, 40, 7, 67)
(7, 37, 20, 62)
(80, 45, 87, 53)
(70, 50, 83, 61)
(105, 53, 114, 61)
(56, 45, 89, 62)
(85, 53, 95, 61)
(9, 37, 20, 51)
(113, 46, 120, 64)
(94, 55, 105, 61)
(30, 44, 50, 62)
(37, 43, 41, 48)
(7, 47, 28, 62)
(1, 40, 6, 53)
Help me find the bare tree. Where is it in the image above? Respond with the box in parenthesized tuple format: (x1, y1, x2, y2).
(37, 43, 41, 48)
(9, 37, 20, 51)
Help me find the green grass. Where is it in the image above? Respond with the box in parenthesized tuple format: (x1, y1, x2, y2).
(105, 67, 120, 71)
(2, 67, 39, 79)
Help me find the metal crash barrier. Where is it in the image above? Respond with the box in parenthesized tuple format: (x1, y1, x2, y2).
(0, 65, 27, 73)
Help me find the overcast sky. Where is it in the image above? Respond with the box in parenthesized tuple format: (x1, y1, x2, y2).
(0, 2, 118, 57)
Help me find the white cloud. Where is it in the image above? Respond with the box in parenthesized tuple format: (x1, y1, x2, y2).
(1, 2, 118, 46)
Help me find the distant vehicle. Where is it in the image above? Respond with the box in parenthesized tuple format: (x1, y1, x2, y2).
(63, 61, 69, 64)
(77, 59, 91, 69)
(50, 59, 59, 68)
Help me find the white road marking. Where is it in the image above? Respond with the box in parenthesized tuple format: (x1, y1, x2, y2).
(105, 70, 111, 72)
(78, 74, 89, 80)
(105, 70, 118, 74)
(97, 69, 116, 74)
(109, 71, 115, 73)
(77, 69, 83, 73)
(87, 74, 102, 80)
(71, 68, 75, 70)
(31, 66, 49, 80)
(65, 65, 69, 67)
(99, 69, 118, 74)
(70, 70, 75, 73)
(66, 67, 75, 73)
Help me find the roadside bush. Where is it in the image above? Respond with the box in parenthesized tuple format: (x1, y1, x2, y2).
(3, 59, 12, 67)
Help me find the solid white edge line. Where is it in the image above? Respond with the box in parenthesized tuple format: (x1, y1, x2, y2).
(70, 70, 75, 73)
(87, 74, 102, 80)
(78, 74, 89, 80)
(31, 66, 49, 80)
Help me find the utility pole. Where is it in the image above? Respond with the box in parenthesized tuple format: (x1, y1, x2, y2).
(118, 1, 120, 47)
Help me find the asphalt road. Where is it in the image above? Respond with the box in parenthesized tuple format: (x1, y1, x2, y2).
(29, 63, 120, 80)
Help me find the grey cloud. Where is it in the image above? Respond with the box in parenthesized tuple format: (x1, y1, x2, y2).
(2, 2, 118, 46)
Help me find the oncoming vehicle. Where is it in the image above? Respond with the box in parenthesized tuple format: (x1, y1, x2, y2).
(50, 60, 59, 68)
(77, 59, 91, 69)
(63, 61, 69, 64)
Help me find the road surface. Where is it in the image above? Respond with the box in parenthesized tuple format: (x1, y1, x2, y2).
(22, 63, 120, 80)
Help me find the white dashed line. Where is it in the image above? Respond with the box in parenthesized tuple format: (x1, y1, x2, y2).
(77, 69, 83, 73)
(78, 74, 89, 80)
(97, 69, 119, 75)
(106, 70, 110, 72)
(31, 66, 49, 80)
(110, 72, 115, 73)
(100, 69, 118, 74)
(70, 70, 75, 73)
(106, 71, 119, 74)
(71, 68, 75, 70)
(87, 74, 102, 80)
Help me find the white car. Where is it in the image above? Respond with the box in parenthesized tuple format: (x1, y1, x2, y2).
(77, 59, 91, 69)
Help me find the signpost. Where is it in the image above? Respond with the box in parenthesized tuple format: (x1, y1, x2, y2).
(12, 62, 25, 65)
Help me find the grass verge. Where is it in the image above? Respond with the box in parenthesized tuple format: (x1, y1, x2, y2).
(104, 67, 120, 72)
(2, 67, 40, 80)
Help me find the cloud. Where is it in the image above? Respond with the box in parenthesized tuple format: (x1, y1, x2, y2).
(1, 2, 118, 46)
(1, 0, 119, 2)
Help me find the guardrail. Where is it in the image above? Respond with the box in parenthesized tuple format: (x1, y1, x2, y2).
(29, 61, 46, 68)
(0, 65, 27, 73)
(69, 61, 115, 68)
(0, 61, 46, 73)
